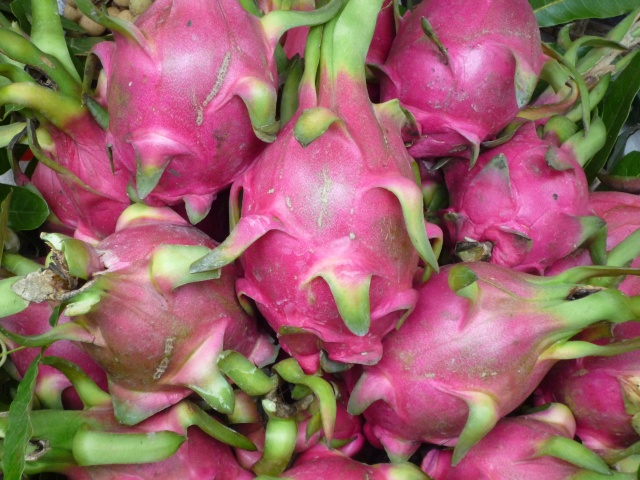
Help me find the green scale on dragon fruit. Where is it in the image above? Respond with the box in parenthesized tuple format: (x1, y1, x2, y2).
(422, 403, 635, 479)
(0, 356, 255, 479)
(347, 262, 640, 464)
(76, 0, 344, 224)
(443, 120, 606, 274)
(378, 0, 546, 162)
(190, 0, 442, 374)
(1, 204, 278, 425)
(0, 0, 130, 242)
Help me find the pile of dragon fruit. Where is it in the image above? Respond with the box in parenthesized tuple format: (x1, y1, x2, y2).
(1, 0, 640, 478)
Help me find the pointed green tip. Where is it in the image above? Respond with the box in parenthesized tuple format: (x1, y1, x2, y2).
(136, 163, 167, 200)
(293, 107, 344, 147)
(448, 264, 478, 295)
(536, 435, 612, 475)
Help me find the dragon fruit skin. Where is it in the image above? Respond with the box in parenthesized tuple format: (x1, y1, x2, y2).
(422, 403, 627, 479)
(5, 205, 278, 425)
(1, 303, 108, 410)
(347, 262, 640, 463)
(88, 0, 342, 223)
(92, 0, 273, 222)
(190, 0, 440, 374)
(66, 426, 253, 480)
(27, 116, 131, 243)
(258, 448, 429, 480)
(443, 122, 602, 273)
(379, 0, 545, 160)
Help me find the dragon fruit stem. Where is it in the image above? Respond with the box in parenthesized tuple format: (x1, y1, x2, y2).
(544, 265, 640, 285)
(30, 0, 81, 83)
(564, 116, 607, 167)
(0, 63, 36, 83)
(319, 0, 383, 85)
(0, 122, 27, 149)
(0, 29, 81, 98)
(0, 83, 85, 132)
(279, 56, 303, 125)
(1, 253, 42, 276)
(298, 25, 322, 109)
(72, 429, 185, 466)
(258, 0, 346, 52)
(252, 416, 298, 476)
(218, 350, 278, 397)
(550, 288, 640, 329)
(565, 73, 611, 123)
(273, 358, 336, 441)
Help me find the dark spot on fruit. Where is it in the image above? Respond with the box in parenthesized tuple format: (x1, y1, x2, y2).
(566, 285, 604, 300)
(553, 193, 558, 200)
(187, 20, 192, 27)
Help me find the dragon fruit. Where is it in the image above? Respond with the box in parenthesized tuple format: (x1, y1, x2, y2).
(0, 10, 130, 242)
(348, 262, 640, 463)
(536, 322, 640, 452)
(1, 302, 108, 410)
(443, 121, 605, 273)
(1, 357, 255, 479)
(255, 447, 428, 479)
(422, 403, 630, 479)
(77, 0, 343, 224)
(548, 191, 640, 296)
(379, 0, 545, 161)
(190, 0, 441, 374)
(3, 204, 277, 425)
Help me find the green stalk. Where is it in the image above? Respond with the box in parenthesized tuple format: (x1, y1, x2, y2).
(0, 83, 85, 132)
(0, 63, 36, 84)
(0, 28, 81, 98)
(1, 253, 42, 276)
(30, 0, 81, 82)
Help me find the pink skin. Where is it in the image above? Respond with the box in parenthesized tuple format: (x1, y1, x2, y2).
(276, 447, 427, 479)
(72, 208, 277, 423)
(94, 0, 277, 220)
(422, 406, 593, 480)
(65, 409, 253, 480)
(380, 0, 544, 159)
(231, 80, 432, 372)
(347, 262, 633, 461)
(25, 115, 130, 243)
(1, 303, 108, 410)
(443, 122, 596, 274)
(548, 191, 640, 296)
(536, 321, 640, 451)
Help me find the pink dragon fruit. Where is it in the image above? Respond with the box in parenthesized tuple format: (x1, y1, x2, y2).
(348, 262, 640, 463)
(379, 0, 545, 160)
(77, 0, 343, 224)
(190, 0, 441, 374)
(443, 121, 604, 273)
(3, 357, 255, 479)
(0, 24, 130, 242)
(3, 204, 277, 425)
(536, 321, 640, 452)
(1, 302, 108, 410)
(254, 448, 428, 479)
(422, 403, 629, 479)
(548, 191, 640, 296)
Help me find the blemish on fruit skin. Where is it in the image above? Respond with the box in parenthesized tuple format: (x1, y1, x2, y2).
(153, 337, 176, 380)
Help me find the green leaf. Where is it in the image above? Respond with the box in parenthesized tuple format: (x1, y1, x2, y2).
(0, 184, 49, 231)
(529, 0, 640, 27)
(584, 53, 640, 183)
(10, 0, 32, 35)
(610, 151, 640, 177)
(2, 353, 41, 480)
(0, 148, 10, 175)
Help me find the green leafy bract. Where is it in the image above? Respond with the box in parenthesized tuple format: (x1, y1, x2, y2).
(530, 0, 640, 27)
